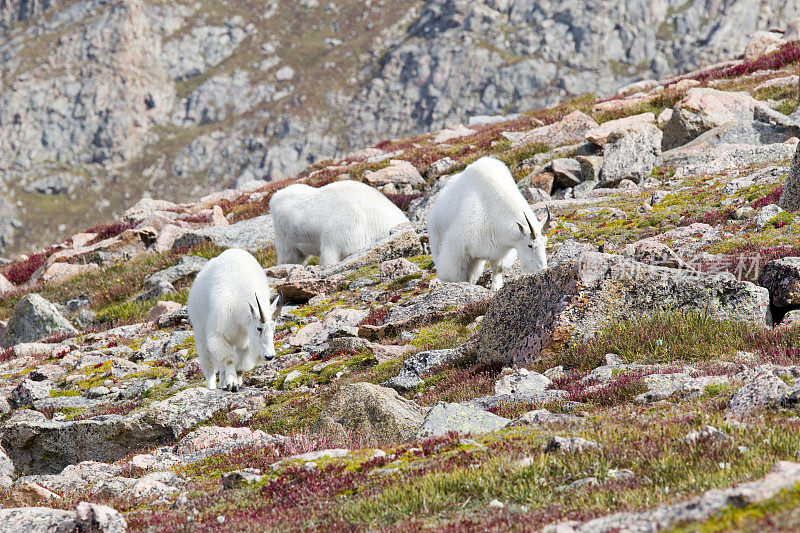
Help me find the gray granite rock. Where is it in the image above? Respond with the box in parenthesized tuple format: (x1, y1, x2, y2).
(416, 402, 509, 438)
(2, 294, 78, 347)
(172, 215, 274, 252)
(314, 383, 426, 444)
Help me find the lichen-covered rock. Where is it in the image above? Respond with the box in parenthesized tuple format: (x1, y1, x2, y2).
(415, 402, 510, 438)
(545, 436, 600, 453)
(1, 294, 78, 348)
(385, 348, 462, 390)
(324, 228, 423, 276)
(478, 252, 771, 367)
(509, 409, 581, 427)
(494, 369, 551, 396)
(754, 204, 783, 230)
(10, 379, 52, 408)
(363, 159, 425, 194)
(288, 308, 368, 347)
(0, 507, 77, 533)
(313, 382, 426, 444)
(379, 258, 422, 282)
(384, 282, 489, 326)
(74, 501, 127, 533)
(1, 388, 267, 474)
(780, 142, 800, 211)
(565, 461, 800, 532)
(727, 371, 789, 419)
(758, 257, 800, 308)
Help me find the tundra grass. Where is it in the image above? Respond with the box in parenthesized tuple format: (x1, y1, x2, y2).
(543, 310, 800, 372)
(113, 410, 800, 532)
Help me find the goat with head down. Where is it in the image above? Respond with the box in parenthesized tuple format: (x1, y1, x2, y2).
(269, 180, 410, 267)
(427, 156, 551, 290)
(187, 248, 282, 391)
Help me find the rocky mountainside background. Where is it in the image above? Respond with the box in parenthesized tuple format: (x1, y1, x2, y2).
(0, 19, 800, 529)
(1, 0, 799, 255)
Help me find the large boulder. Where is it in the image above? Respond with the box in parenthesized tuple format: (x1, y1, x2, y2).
(510, 111, 598, 149)
(780, 142, 800, 212)
(662, 88, 791, 151)
(478, 253, 771, 367)
(172, 214, 274, 252)
(1, 294, 78, 347)
(758, 257, 800, 308)
(313, 382, 426, 444)
(600, 123, 662, 186)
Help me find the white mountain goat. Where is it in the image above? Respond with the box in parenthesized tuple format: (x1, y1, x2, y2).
(187, 248, 282, 391)
(427, 156, 551, 290)
(269, 180, 410, 267)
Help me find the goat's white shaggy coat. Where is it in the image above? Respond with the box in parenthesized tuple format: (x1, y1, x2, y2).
(427, 156, 550, 290)
(269, 180, 410, 267)
(187, 248, 281, 391)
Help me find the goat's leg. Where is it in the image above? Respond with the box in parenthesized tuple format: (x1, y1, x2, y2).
(196, 338, 217, 389)
(319, 246, 340, 268)
(466, 259, 486, 285)
(207, 336, 239, 392)
(490, 250, 517, 290)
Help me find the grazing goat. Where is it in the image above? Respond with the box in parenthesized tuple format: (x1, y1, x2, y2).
(187, 248, 282, 391)
(269, 180, 409, 267)
(427, 156, 550, 290)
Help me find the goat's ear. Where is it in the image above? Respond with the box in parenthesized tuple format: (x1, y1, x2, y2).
(516, 221, 525, 234)
(271, 292, 283, 319)
(249, 302, 258, 319)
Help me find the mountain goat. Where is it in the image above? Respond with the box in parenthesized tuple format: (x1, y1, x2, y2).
(187, 248, 282, 392)
(269, 180, 410, 267)
(427, 156, 551, 290)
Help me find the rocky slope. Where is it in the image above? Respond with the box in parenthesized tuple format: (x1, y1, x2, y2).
(1, 0, 800, 254)
(1, 28, 800, 533)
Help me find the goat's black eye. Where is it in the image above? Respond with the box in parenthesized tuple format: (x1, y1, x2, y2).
(257, 326, 264, 333)
(527, 243, 533, 248)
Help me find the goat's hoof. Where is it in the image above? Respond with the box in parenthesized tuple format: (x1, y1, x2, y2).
(229, 384, 239, 393)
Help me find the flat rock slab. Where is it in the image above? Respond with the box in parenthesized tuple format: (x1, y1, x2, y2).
(172, 215, 274, 252)
(416, 402, 510, 438)
(1, 388, 267, 474)
(563, 461, 800, 532)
